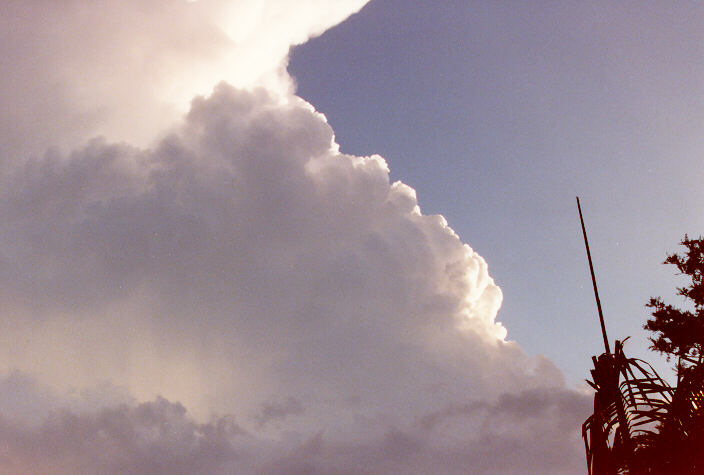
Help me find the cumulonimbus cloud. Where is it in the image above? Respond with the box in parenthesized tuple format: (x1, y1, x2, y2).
(1, 83, 516, 414)
(0, 1, 589, 472)
(0, 82, 586, 473)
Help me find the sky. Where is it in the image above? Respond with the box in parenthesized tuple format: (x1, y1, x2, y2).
(0, 1, 701, 473)
(289, 0, 704, 383)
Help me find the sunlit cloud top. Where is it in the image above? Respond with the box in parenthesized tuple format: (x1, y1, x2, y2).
(0, 0, 368, 157)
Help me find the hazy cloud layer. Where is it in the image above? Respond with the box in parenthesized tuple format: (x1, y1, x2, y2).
(1, 1, 589, 472)
(0, 374, 589, 474)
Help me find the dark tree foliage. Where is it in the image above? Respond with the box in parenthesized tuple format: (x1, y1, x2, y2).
(641, 235, 704, 473)
(583, 236, 704, 474)
(645, 235, 704, 366)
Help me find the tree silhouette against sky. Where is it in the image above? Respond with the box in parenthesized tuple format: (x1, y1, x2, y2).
(583, 236, 704, 474)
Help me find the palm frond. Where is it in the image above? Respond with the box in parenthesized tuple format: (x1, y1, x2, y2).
(582, 339, 673, 474)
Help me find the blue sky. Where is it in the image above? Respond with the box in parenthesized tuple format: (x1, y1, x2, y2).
(290, 0, 704, 383)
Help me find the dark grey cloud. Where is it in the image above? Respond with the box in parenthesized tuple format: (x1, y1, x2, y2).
(0, 397, 243, 474)
(255, 397, 305, 427)
(272, 387, 590, 474)
(0, 384, 588, 474)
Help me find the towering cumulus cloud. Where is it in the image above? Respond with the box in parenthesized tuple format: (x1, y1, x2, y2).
(0, 1, 588, 473)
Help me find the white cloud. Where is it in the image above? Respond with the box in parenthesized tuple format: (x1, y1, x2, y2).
(0, 0, 368, 158)
(0, 1, 588, 472)
(0, 84, 514, 412)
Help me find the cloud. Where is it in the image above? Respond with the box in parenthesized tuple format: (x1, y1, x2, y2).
(0, 1, 590, 471)
(0, 0, 368, 158)
(0, 395, 243, 475)
(0, 83, 515, 414)
(255, 397, 305, 428)
(0, 82, 586, 471)
(0, 383, 589, 474)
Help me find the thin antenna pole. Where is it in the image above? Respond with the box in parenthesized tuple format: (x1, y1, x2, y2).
(577, 197, 610, 354)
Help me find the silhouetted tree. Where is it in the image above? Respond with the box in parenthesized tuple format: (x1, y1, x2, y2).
(645, 235, 704, 368)
(640, 235, 704, 473)
(582, 235, 704, 474)
(582, 339, 672, 474)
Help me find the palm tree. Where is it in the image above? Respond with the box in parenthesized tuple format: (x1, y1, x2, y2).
(581, 232, 704, 473)
(582, 339, 672, 474)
